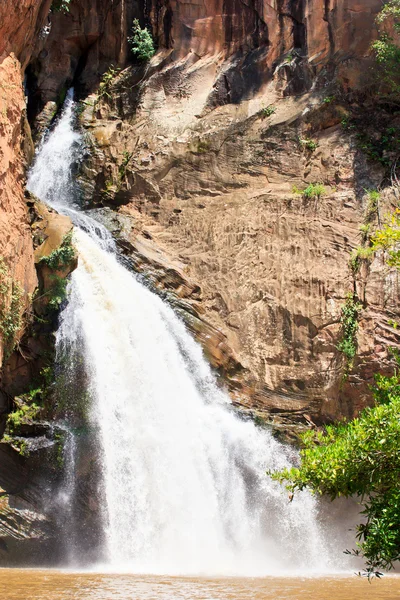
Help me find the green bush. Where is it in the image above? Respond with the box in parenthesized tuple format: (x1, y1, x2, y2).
(97, 65, 120, 101)
(372, 1, 400, 96)
(7, 402, 40, 433)
(371, 210, 400, 269)
(128, 19, 155, 62)
(359, 223, 371, 243)
(269, 362, 400, 576)
(39, 231, 75, 271)
(349, 245, 374, 274)
(336, 293, 362, 369)
(0, 257, 23, 359)
(299, 138, 318, 152)
(304, 183, 325, 199)
(293, 183, 326, 200)
(260, 105, 277, 118)
(51, 0, 71, 13)
(47, 275, 68, 310)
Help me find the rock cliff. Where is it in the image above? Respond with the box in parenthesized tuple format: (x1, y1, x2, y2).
(0, 0, 52, 364)
(76, 72, 400, 429)
(51, 0, 392, 427)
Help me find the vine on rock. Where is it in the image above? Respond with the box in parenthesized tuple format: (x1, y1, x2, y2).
(0, 257, 24, 360)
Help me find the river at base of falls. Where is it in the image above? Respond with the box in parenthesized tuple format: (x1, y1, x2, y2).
(0, 570, 399, 600)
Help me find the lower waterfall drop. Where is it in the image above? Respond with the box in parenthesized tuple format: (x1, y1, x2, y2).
(27, 91, 343, 576)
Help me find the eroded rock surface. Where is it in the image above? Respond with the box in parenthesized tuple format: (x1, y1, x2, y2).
(76, 60, 400, 424)
(0, 0, 52, 363)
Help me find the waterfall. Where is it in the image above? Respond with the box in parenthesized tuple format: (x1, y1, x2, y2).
(27, 92, 343, 576)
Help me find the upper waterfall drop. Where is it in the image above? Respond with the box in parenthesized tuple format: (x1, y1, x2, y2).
(27, 92, 344, 576)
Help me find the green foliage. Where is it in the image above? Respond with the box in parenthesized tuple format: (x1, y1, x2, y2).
(336, 293, 362, 371)
(372, 1, 400, 96)
(349, 245, 374, 274)
(254, 414, 268, 428)
(128, 19, 155, 62)
(357, 126, 400, 168)
(359, 223, 371, 243)
(7, 401, 40, 434)
(118, 151, 133, 179)
(98, 65, 120, 100)
(53, 430, 67, 468)
(341, 116, 352, 130)
(2, 434, 28, 456)
(51, 0, 71, 13)
(304, 183, 325, 199)
(365, 189, 380, 222)
(299, 137, 318, 152)
(0, 257, 23, 359)
(293, 183, 326, 200)
(370, 210, 400, 269)
(323, 96, 335, 104)
(261, 105, 277, 118)
(47, 275, 68, 310)
(39, 231, 75, 270)
(367, 189, 381, 203)
(269, 364, 400, 575)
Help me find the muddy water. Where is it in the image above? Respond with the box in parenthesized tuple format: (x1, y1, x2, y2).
(0, 571, 399, 600)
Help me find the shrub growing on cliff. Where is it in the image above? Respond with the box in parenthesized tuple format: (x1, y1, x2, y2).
(269, 363, 400, 576)
(293, 183, 326, 200)
(372, 0, 400, 96)
(260, 105, 277, 118)
(299, 137, 318, 152)
(39, 231, 75, 270)
(0, 257, 23, 359)
(51, 0, 71, 13)
(336, 293, 362, 373)
(128, 19, 155, 62)
(370, 209, 400, 269)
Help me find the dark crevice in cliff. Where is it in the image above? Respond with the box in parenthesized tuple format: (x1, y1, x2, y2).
(72, 39, 100, 100)
(163, 5, 173, 49)
(323, 0, 335, 57)
(290, 0, 307, 56)
(25, 63, 41, 126)
(223, 0, 269, 49)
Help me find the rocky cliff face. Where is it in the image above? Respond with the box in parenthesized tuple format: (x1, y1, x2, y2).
(21, 0, 396, 431)
(148, 0, 381, 97)
(28, 0, 139, 120)
(29, 1, 382, 128)
(76, 73, 399, 429)
(0, 0, 52, 364)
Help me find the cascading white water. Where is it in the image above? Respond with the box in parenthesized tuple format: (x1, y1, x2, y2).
(27, 92, 346, 576)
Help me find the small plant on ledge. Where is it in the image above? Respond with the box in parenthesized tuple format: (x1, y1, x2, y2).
(260, 105, 277, 119)
(292, 183, 326, 200)
(299, 137, 318, 152)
